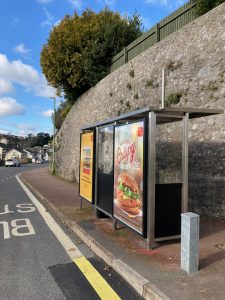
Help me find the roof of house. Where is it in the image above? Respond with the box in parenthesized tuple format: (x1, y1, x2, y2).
(0, 143, 8, 149)
(7, 148, 27, 154)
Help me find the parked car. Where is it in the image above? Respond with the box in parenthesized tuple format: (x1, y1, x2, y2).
(35, 159, 44, 164)
(5, 159, 14, 167)
(13, 158, 20, 167)
(5, 158, 20, 167)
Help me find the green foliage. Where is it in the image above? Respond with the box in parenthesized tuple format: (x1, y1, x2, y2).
(129, 70, 135, 77)
(126, 83, 132, 90)
(0, 133, 51, 148)
(194, 0, 225, 16)
(29, 133, 51, 147)
(145, 80, 154, 87)
(166, 92, 182, 106)
(53, 101, 73, 131)
(134, 93, 139, 99)
(167, 60, 183, 72)
(41, 8, 142, 104)
(125, 101, 131, 108)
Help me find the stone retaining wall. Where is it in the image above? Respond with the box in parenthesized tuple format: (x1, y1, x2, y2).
(55, 4, 225, 218)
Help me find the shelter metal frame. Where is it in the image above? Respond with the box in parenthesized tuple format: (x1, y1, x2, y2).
(80, 106, 222, 249)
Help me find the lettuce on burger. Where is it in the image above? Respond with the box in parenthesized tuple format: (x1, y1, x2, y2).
(116, 173, 141, 215)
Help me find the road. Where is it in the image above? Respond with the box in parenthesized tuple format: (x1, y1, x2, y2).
(0, 164, 141, 300)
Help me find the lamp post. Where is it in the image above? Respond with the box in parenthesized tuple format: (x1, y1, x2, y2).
(50, 96, 56, 174)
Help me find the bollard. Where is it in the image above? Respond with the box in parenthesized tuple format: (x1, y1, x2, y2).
(181, 212, 200, 274)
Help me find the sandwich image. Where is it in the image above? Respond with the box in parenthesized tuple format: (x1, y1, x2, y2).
(116, 173, 141, 215)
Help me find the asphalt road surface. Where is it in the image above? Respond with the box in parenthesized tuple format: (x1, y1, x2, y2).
(0, 164, 141, 300)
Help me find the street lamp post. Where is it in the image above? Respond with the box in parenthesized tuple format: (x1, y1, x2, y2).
(50, 96, 56, 174)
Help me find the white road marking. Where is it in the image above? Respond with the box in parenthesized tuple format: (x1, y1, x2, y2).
(0, 221, 10, 239)
(0, 205, 14, 215)
(0, 219, 36, 239)
(16, 174, 83, 260)
(11, 219, 35, 237)
(16, 203, 36, 213)
(0, 176, 14, 182)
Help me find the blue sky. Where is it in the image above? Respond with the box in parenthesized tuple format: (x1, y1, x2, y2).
(0, 0, 188, 137)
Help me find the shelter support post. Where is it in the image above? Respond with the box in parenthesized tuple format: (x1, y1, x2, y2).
(94, 126, 99, 218)
(182, 113, 189, 213)
(147, 112, 156, 250)
(113, 219, 118, 230)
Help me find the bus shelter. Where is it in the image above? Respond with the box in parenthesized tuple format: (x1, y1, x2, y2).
(79, 106, 222, 249)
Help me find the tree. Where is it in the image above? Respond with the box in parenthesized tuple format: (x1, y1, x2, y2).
(24, 133, 51, 148)
(33, 133, 50, 147)
(40, 8, 142, 103)
(53, 101, 73, 131)
(195, 0, 224, 16)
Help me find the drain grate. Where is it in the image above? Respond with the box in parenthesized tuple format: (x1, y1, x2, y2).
(215, 243, 225, 250)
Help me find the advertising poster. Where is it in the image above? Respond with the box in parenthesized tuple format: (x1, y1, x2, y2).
(79, 132, 94, 203)
(114, 121, 145, 235)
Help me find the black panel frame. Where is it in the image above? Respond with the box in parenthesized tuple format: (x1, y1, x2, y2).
(154, 183, 182, 239)
(96, 125, 115, 217)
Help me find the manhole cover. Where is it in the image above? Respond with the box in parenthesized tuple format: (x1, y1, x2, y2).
(215, 243, 225, 250)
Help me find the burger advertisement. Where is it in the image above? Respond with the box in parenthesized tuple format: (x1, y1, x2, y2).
(114, 121, 145, 235)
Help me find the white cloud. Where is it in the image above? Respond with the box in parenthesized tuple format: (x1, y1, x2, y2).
(13, 43, 32, 55)
(146, 0, 168, 5)
(0, 53, 56, 98)
(145, 0, 188, 9)
(97, 0, 115, 7)
(41, 7, 54, 27)
(42, 109, 53, 118)
(67, 0, 82, 9)
(35, 76, 56, 98)
(0, 79, 14, 95)
(16, 123, 37, 136)
(0, 54, 40, 87)
(37, 0, 53, 3)
(140, 16, 152, 31)
(0, 97, 25, 116)
(0, 129, 11, 135)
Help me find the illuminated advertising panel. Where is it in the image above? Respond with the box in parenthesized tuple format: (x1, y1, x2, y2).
(114, 121, 145, 235)
(79, 132, 94, 203)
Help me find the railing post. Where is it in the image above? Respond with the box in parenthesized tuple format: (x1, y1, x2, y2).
(124, 47, 128, 64)
(155, 23, 160, 43)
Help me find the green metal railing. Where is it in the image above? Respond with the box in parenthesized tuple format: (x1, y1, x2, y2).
(110, 0, 197, 73)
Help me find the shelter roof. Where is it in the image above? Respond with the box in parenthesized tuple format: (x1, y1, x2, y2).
(81, 106, 223, 130)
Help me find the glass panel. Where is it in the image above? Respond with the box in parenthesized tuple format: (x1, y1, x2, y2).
(155, 117, 182, 184)
(97, 126, 114, 174)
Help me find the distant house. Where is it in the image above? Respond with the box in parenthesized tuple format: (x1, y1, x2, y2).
(5, 148, 28, 160)
(0, 137, 8, 145)
(0, 143, 8, 160)
(23, 149, 38, 160)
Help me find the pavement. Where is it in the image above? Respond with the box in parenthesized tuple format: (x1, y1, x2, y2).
(20, 167, 225, 300)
